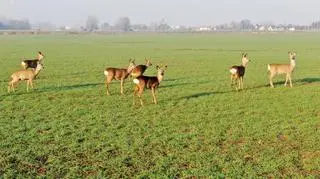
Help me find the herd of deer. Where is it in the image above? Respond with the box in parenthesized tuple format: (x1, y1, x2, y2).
(7, 51, 297, 106)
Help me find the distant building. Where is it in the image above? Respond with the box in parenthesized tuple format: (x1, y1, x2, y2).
(288, 27, 295, 31)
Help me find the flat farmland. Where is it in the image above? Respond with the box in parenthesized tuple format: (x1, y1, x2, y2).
(0, 33, 319, 178)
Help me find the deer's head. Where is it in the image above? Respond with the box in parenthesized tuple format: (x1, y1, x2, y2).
(241, 53, 250, 67)
(288, 52, 296, 60)
(37, 51, 45, 60)
(127, 59, 136, 72)
(145, 58, 152, 67)
(156, 64, 167, 76)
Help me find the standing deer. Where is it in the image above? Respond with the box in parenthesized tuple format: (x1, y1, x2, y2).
(268, 52, 296, 88)
(104, 59, 136, 95)
(229, 53, 250, 90)
(21, 51, 45, 70)
(133, 65, 167, 106)
(8, 62, 44, 93)
(131, 58, 152, 78)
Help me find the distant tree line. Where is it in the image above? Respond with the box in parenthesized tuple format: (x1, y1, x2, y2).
(83, 16, 320, 32)
(0, 18, 31, 30)
(2, 15, 320, 32)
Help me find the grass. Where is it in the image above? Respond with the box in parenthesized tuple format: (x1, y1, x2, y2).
(0, 33, 319, 178)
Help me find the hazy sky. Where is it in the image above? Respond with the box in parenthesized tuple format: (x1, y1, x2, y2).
(0, 0, 319, 26)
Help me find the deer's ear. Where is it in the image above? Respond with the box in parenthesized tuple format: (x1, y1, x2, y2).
(156, 65, 159, 70)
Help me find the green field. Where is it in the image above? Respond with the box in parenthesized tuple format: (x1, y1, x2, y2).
(0, 33, 319, 178)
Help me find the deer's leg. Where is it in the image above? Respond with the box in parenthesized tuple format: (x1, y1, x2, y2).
(13, 81, 19, 91)
(230, 75, 234, 87)
(269, 73, 275, 88)
(11, 81, 19, 92)
(8, 81, 12, 93)
(236, 78, 241, 91)
(8, 80, 15, 93)
(105, 77, 112, 96)
(288, 75, 293, 87)
(284, 74, 289, 86)
(133, 85, 139, 105)
(10, 81, 15, 92)
(151, 87, 157, 104)
(26, 80, 29, 92)
(120, 79, 124, 95)
(138, 86, 144, 106)
(30, 79, 34, 89)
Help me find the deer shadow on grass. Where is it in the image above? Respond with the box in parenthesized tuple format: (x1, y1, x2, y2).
(178, 92, 216, 100)
(296, 78, 320, 85)
(38, 82, 103, 93)
(160, 79, 214, 89)
(160, 82, 190, 89)
(1, 83, 104, 98)
(177, 90, 237, 100)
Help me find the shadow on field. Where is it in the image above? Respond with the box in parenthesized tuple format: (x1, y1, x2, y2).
(178, 92, 221, 100)
(160, 82, 190, 88)
(165, 77, 192, 82)
(39, 83, 103, 93)
(297, 78, 320, 84)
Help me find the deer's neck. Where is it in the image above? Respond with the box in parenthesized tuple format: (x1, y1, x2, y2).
(157, 74, 164, 83)
(127, 66, 135, 73)
(242, 60, 248, 67)
(290, 59, 296, 70)
(33, 69, 41, 77)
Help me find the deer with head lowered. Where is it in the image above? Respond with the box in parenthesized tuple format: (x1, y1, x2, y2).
(133, 65, 167, 106)
(104, 59, 136, 95)
(268, 52, 296, 88)
(8, 62, 44, 93)
(130, 58, 152, 78)
(229, 53, 250, 90)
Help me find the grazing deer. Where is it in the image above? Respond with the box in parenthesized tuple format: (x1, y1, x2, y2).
(133, 65, 167, 106)
(131, 58, 152, 78)
(21, 51, 45, 70)
(268, 52, 296, 88)
(229, 53, 250, 90)
(104, 59, 136, 95)
(8, 62, 44, 93)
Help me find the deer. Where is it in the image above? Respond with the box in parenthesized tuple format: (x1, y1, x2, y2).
(133, 65, 167, 106)
(229, 53, 250, 90)
(21, 51, 45, 70)
(268, 52, 297, 88)
(104, 59, 136, 95)
(8, 62, 44, 93)
(130, 58, 152, 78)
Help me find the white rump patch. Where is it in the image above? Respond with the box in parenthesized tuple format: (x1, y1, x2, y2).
(133, 78, 140, 84)
(230, 68, 237, 74)
(267, 64, 270, 71)
(104, 70, 108, 76)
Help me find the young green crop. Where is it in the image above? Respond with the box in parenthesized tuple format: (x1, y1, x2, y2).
(0, 33, 319, 178)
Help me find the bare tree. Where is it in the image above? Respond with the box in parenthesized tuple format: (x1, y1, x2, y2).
(85, 16, 99, 31)
(240, 19, 253, 30)
(115, 17, 131, 31)
(311, 21, 320, 29)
